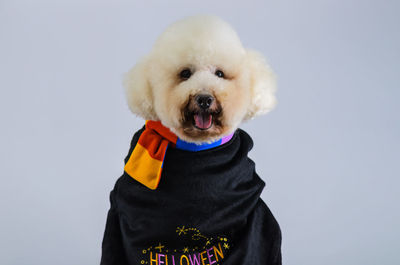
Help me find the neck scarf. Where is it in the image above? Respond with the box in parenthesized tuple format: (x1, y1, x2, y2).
(124, 120, 234, 190)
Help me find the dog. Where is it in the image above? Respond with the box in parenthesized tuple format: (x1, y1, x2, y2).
(101, 15, 281, 265)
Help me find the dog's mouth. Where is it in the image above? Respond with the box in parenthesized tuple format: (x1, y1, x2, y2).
(193, 112, 213, 130)
(181, 95, 223, 134)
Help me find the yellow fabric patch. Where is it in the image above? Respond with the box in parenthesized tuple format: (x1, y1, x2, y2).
(124, 143, 163, 190)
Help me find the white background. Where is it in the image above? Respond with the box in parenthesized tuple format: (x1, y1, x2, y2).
(1, 0, 399, 264)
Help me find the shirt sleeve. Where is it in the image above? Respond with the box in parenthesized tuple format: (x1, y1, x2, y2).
(100, 189, 128, 265)
(267, 223, 282, 265)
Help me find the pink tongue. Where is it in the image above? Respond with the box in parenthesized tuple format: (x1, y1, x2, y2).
(194, 113, 212, 129)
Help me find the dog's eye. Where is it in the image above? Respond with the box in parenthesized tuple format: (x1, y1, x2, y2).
(179, 69, 192, 80)
(215, 70, 224, 78)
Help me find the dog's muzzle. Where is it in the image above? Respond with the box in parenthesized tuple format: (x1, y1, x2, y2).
(193, 94, 214, 130)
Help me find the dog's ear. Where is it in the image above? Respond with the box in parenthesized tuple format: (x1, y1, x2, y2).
(124, 56, 158, 120)
(244, 49, 277, 120)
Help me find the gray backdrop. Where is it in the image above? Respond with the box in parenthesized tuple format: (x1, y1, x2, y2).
(1, 0, 399, 264)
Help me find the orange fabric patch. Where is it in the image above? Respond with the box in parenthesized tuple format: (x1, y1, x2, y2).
(124, 143, 164, 190)
(124, 121, 178, 190)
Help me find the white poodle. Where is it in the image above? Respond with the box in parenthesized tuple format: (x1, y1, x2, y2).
(124, 15, 277, 143)
(100, 15, 281, 265)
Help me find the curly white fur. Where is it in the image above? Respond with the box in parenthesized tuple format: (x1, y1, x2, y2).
(124, 15, 277, 142)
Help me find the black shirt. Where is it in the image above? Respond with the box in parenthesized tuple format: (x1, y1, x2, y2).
(101, 127, 282, 265)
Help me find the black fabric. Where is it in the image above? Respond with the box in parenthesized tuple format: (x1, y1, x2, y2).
(101, 127, 282, 265)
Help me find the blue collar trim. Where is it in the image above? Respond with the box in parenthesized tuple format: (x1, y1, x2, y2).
(175, 132, 234, 152)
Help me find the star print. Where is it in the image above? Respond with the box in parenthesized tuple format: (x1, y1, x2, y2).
(206, 240, 211, 245)
(176, 226, 187, 236)
(183, 247, 189, 253)
(155, 243, 165, 252)
(223, 243, 230, 250)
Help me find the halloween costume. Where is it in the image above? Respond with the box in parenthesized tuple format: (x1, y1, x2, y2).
(101, 121, 282, 265)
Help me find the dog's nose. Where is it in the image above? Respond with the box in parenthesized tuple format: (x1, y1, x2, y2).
(196, 94, 214, 110)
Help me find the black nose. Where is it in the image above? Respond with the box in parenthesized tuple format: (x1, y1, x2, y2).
(196, 94, 214, 110)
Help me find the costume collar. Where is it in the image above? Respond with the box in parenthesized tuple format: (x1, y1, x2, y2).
(175, 131, 234, 152)
(124, 120, 234, 190)
(145, 120, 234, 152)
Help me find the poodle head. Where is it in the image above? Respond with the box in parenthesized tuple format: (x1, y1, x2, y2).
(124, 15, 277, 143)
